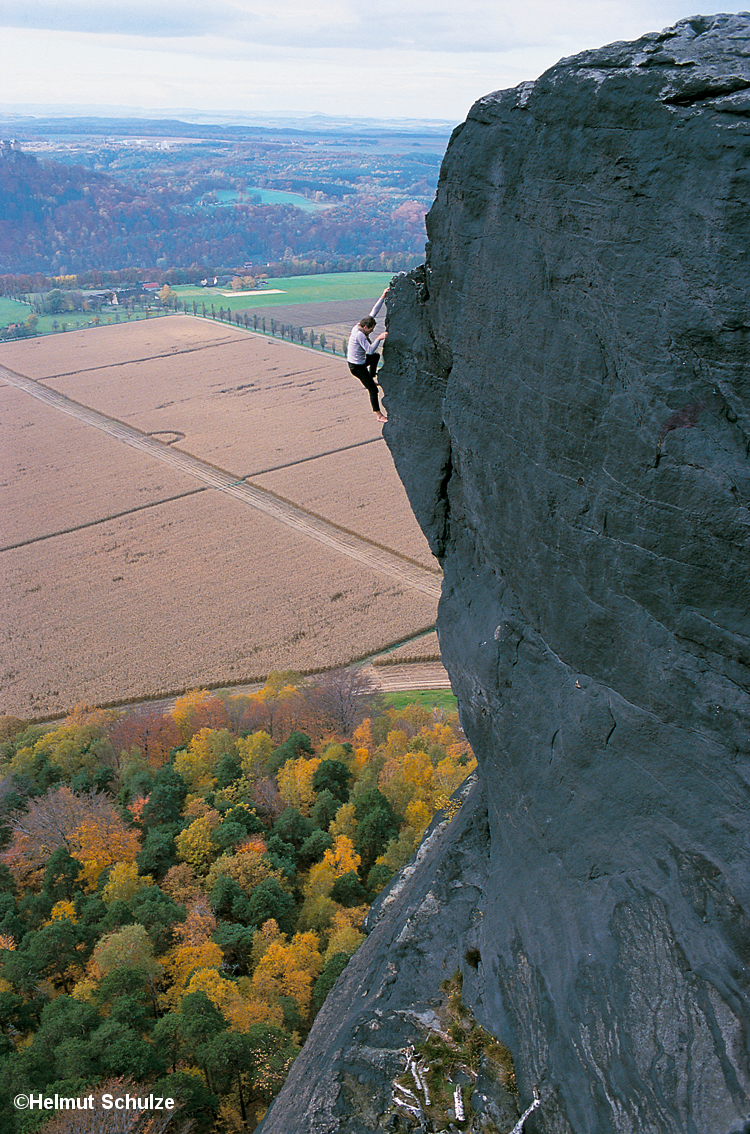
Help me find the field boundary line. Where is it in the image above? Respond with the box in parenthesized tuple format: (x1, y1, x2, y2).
(0, 436, 388, 552)
(244, 480, 441, 579)
(2, 365, 442, 599)
(246, 435, 382, 476)
(0, 487, 209, 552)
(30, 653, 450, 726)
(31, 331, 249, 378)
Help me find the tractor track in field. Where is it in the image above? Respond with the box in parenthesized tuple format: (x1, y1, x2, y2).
(1, 365, 442, 600)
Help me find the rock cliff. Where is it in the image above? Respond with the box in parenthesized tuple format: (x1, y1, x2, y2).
(260, 15, 750, 1133)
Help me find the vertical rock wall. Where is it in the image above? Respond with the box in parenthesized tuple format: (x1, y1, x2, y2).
(384, 13, 750, 1134)
(261, 16, 750, 1134)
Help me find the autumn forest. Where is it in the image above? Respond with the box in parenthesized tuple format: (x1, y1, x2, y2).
(0, 671, 474, 1133)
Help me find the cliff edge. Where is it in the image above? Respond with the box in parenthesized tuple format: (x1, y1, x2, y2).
(261, 15, 750, 1133)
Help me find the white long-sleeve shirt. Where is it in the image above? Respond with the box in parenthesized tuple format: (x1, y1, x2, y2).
(346, 294, 386, 364)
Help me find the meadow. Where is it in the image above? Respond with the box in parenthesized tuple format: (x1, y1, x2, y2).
(213, 188, 330, 211)
(174, 271, 393, 308)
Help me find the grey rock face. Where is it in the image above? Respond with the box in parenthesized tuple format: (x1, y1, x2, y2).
(262, 15, 750, 1134)
(384, 13, 750, 1134)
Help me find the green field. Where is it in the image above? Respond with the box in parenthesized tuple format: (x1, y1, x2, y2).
(382, 689, 459, 715)
(214, 188, 330, 212)
(0, 296, 118, 337)
(175, 271, 393, 310)
(2, 307, 169, 338)
(0, 297, 32, 324)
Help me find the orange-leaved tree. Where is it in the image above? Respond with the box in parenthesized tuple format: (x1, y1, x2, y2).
(170, 689, 229, 743)
(2, 785, 139, 889)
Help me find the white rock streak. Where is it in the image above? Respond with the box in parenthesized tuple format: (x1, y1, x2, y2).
(507, 1086, 541, 1134)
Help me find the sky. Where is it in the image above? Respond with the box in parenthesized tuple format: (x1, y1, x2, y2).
(0, 1, 748, 125)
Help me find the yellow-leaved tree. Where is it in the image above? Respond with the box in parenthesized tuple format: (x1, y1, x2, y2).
(70, 817, 141, 890)
(170, 689, 229, 743)
(184, 967, 283, 1031)
(237, 730, 274, 780)
(323, 907, 366, 964)
(161, 900, 223, 1009)
(251, 670, 303, 737)
(298, 835, 361, 932)
(46, 900, 77, 925)
(250, 930, 322, 1017)
(276, 755, 321, 815)
(328, 801, 357, 839)
(379, 748, 435, 818)
(175, 810, 221, 873)
(174, 727, 237, 796)
(101, 861, 151, 904)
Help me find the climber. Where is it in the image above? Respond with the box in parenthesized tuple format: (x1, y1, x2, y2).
(347, 289, 388, 423)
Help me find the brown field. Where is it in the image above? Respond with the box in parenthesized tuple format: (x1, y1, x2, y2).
(253, 445, 437, 569)
(6, 323, 382, 475)
(1, 318, 440, 719)
(374, 631, 442, 664)
(0, 383, 199, 546)
(0, 318, 241, 378)
(2, 493, 436, 718)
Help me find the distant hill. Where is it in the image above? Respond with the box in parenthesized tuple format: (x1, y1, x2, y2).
(0, 148, 178, 274)
(0, 112, 454, 143)
(0, 146, 427, 276)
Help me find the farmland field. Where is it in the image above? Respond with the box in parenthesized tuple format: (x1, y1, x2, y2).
(0, 383, 200, 546)
(175, 271, 394, 309)
(213, 188, 330, 211)
(0, 315, 440, 719)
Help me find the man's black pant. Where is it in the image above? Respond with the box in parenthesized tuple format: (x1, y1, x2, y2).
(348, 352, 381, 413)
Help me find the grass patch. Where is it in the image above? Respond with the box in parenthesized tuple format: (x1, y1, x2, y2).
(0, 298, 32, 324)
(392, 972, 517, 1131)
(174, 271, 393, 310)
(213, 187, 329, 212)
(0, 303, 170, 338)
(382, 689, 458, 714)
(38, 311, 167, 336)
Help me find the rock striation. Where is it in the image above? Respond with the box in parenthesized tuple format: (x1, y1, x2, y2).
(261, 15, 750, 1133)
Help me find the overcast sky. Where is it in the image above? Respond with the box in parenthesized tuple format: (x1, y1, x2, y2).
(1, 2, 747, 124)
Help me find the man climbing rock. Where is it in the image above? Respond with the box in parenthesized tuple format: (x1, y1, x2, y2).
(347, 289, 388, 423)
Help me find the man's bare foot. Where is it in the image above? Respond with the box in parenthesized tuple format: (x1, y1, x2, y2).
(376, 412, 388, 423)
